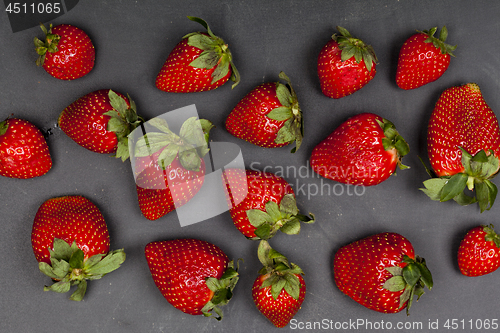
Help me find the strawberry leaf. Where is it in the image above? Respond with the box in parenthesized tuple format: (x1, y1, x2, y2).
(265, 201, 281, 221)
(247, 209, 273, 228)
(440, 173, 468, 201)
(69, 249, 84, 269)
(279, 194, 299, 216)
(69, 280, 87, 301)
(280, 218, 301, 235)
(266, 107, 293, 121)
(382, 276, 406, 292)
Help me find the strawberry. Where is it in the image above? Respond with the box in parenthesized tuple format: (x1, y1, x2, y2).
(421, 83, 500, 212)
(132, 117, 213, 220)
(333, 232, 433, 315)
(155, 16, 240, 93)
(222, 169, 314, 240)
(0, 117, 52, 179)
(144, 238, 239, 320)
(34, 23, 95, 80)
(225, 72, 303, 152)
(458, 224, 500, 277)
(396, 26, 456, 90)
(317, 26, 377, 99)
(310, 113, 409, 186)
(31, 195, 126, 301)
(58, 89, 144, 161)
(252, 240, 306, 328)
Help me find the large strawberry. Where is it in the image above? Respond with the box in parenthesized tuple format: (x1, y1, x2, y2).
(225, 72, 303, 152)
(396, 26, 456, 90)
(421, 83, 500, 212)
(31, 195, 126, 301)
(155, 16, 240, 93)
(310, 113, 409, 186)
(222, 169, 314, 240)
(252, 240, 305, 328)
(0, 117, 52, 179)
(458, 224, 500, 277)
(144, 238, 239, 320)
(333, 232, 433, 315)
(317, 26, 377, 99)
(34, 23, 95, 80)
(58, 89, 143, 161)
(132, 117, 213, 220)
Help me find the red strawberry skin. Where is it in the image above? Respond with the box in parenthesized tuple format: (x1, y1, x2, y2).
(0, 118, 52, 179)
(144, 239, 229, 315)
(458, 225, 500, 277)
(31, 196, 110, 265)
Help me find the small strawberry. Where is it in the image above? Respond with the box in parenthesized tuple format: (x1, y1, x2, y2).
(34, 23, 95, 80)
(310, 113, 409, 186)
(252, 240, 306, 328)
(317, 26, 377, 99)
(31, 195, 126, 301)
(458, 224, 500, 277)
(225, 72, 303, 152)
(132, 117, 213, 220)
(144, 238, 239, 320)
(333, 232, 433, 315)
(222, 169, 314, 240)
(421, 83, 500, 212)
(155, 16, 240, 93)
(396, 26, 456, 90)
(0, 117, 52, 179)
(58, 89, 144, 161)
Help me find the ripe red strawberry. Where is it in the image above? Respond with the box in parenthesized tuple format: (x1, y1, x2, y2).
(310, 113, 409, 186)
(31, 195, 126, 301)
(132, 117, 213, 220)
(222, 169, 314, 240)
(225, 72, 303, 152)
(396, 26, 456, 90)
(144, 238, 239, 320)
(317, 26, 377, 99)
(458, 224, 500, 277)
(333, 232, 433, 315)
(422, 83, 500, 212)
(155, 16, 240, 93)
(252, 240, 306, 328)
(34, 23, 95, 80)
(58, 89, 144, 161)
(0, 118, 52, 179)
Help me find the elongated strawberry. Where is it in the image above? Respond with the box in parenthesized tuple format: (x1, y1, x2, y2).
(58, 89, 143, 161)
(0, 117, 52, 179)
(317, 26, 377, 99)
(225, 72, 303, 152)
(458, 224, 500, 277)
(222, 169, 314, 240)
(421, 83, 500, 212)
(145, 238, 239, 320)
(310, 113, 409, 186)
(31, 196, 125, 301)
(396, 26, 456, 90)
(155, 16, 240, 93)
(252, 240, 305, 328)
(333, 232, 433, 315)
(34, 23, 95, 80)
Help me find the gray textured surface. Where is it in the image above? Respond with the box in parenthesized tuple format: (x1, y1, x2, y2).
(1, 1, 500, 332)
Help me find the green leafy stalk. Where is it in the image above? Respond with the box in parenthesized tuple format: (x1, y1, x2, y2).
(34, 23, 61, 66)
(333, 26, 378, 72)
(376, 118, 410, 171)
(419, 26, 457, 56)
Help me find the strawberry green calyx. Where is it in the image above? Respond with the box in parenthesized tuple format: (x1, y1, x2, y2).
(333, 26, 378, 72)
(419, 26, 457, 56)
(376, 118, 410, 170)
(266, 72, 304, 153)
(246, 194, 314, 241)
(382, 255, 433, 316)
(202, 260, 240, 320)
(34, 23, 61, 67)
(482, 224, 500, 248)
(185, 16, 240, 89)
(38, 238, 126, 301)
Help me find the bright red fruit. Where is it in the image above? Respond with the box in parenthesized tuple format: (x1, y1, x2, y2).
(458, 224, 500, 277)
(34, 23, 95, 80)
(396, 26, 456, 90)
(31, 195, 125, 301)
(317, 26, 377, 99)
(225, 72, 303, 152)
(310, 113, 409, 186)
(333, 232, 433, 315)
(145, 238, 239, 320)
(155, 16, 240, 93)
(0, 118, 52, 179)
